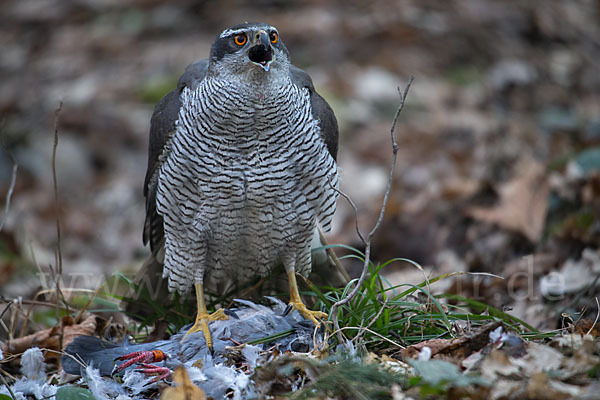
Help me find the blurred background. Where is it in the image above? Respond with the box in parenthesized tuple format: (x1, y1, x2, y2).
(1, 0, 599, 330)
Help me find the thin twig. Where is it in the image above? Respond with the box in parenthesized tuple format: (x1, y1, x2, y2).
(352, 297, 389, 345)
(44, 348, 89, 371)
(0, 302, 11, 336)
(0, 366, 17, 383)
(331, 326, 405, 349)
(74, 283, 103, 323)
(0, 372, 17, 400)
(19, 300, 35, 339)
(0, 298, 42, 339)
(52, 100, 64, 277)
(330, 76, 414, 343)
(366, 81, 411, 242)
(0, 147, 17, 232)
(587, 297, 600, 336)
(8, 297, 20, 341)
(51, 100, 70, 358)
(330, 184, 366, 246)
(18, 286, 89, 337)
(0, 302, 12, 321)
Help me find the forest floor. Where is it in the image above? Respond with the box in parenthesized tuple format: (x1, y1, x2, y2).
(1, 1, 599, 399)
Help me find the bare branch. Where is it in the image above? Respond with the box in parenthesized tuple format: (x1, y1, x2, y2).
(587, 297, 600, 336)
(51, 100, 69, 356)
(329, 182, 366, 246)
(367, 77, 413, 242)
(330, 326, 405, 350)
(0, 148, 17, 232)
(52, 100, 63, 276)
(329, 76, 414, 343)
(352, 297, 389, 345)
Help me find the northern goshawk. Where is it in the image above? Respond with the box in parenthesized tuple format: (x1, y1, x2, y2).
(143, 22, 339, 347)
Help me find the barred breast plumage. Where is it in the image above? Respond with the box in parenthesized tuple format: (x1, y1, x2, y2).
(156, 76, 338, 294)
(138, 22, 340, 345)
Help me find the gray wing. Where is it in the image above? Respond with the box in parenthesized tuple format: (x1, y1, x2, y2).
(289, 65, 346, 287)
(289, 65, 339, 161)
(143, 59, 209, 252)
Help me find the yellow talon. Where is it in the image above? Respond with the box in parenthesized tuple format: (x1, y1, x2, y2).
(287, 269, 328, 326)
(181, 283, 228, 347)
(289, 301, 328, 325)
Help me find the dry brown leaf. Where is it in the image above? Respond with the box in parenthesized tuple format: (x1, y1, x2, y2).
(467, 158, 549, 241)
(480, 349, 521, 380)
(573, 319, 600, 337)
(559, 341, 600, 377)
(488, 378, 523, 400)
(402, 322, 500, 361)
(402, 338, 464, 360)
(540, 255, 595, 297)
(511, 342, 563, 373)
(160, 366, 206, 400)
(527, 372, 583, 399)
(480, 341, 564, 383)
(2, 315, 96, 358)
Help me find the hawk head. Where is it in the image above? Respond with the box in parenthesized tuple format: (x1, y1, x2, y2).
(208, 22, 290, 81)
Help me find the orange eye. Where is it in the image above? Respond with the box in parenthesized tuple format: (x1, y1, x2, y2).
(234, 35, 247, 46)
(269, 31, 278, 44)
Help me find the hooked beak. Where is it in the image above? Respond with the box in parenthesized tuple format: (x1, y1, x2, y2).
(248, 30, 273, 71)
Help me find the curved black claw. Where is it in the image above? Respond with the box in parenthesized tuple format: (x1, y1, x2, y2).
(224, 309, 239, 319)
(283, 304, 293, 316)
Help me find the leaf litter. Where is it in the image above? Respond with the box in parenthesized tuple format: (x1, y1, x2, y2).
(1, 0, 600, 399)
